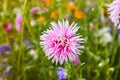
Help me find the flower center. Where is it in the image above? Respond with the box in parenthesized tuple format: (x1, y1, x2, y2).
(55, 37, 68, 46)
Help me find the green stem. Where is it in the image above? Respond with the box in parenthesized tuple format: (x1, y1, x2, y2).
(17, 0, 27, 80)
(110, 27, 117, 66)
(114, 56, 120, 80)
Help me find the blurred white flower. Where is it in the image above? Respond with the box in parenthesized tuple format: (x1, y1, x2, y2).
(98, 27, 113, 46)
(13, 8, 21, 15)
(98, 27, 110, 36)
(29, 49, 38, 60)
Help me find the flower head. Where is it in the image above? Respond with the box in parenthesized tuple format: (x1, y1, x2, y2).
(67, 1, 77, 12)
(97, 27, 113, 46)
(2, 69, 12, 77)
(73, 56, 80, 66)
(38, 16, 46, 22)
(30, 20, 36, 26)
(57, 67, 67, 80)
(15, 14, 22, 32)
(45, 0, 52, 7)
(30, 7, 40, 14)
(30, 49, 36, 55)
(40, 20, 84, 65)
(0, 61, 7, 67)
(50, 11, 60, 20)
(23, 40, 32, 47)
(108, 0, 120, 26)
(0, 45, 10, 56)
(74, 11, 84, 19)
(3, 22, 12, 32)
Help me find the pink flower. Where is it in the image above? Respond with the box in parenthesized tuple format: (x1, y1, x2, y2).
(15, 14, 22, 32)
(40, 20, 84, 65)
(30, 20, 36, 26)
(108, 0, 120, 26)
(30, 7, 40, 14)
(73, 56, 80, 66)
(30, 49, 36, 55)
(3, 22, 12, 32)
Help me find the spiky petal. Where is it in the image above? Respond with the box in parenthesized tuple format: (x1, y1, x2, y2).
(40, 20, 84, 65)
(108, 0, 120, 26)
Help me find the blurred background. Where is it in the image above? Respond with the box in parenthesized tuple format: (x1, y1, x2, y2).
(0, 0, 120, 80)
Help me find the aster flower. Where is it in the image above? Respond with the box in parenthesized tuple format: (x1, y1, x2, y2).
(108, 0, 120, 26)
(15, 14, 22, 32)
(57, 67, 67, 80)
(40, 20, 84, 65)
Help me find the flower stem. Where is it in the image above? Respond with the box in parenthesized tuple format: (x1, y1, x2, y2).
(17, 0, 27, 80)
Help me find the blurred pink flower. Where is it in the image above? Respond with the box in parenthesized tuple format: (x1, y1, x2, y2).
(3, 22, 12, 32)
(15, 14, 22, 32)
(30, 20, 36, 26)
(40, 20, 84, 65)
(73, 56, 80, 66)
(108, 0, 120, 26)
(30, 49, 36, 55)
(30, 7, 40, 14)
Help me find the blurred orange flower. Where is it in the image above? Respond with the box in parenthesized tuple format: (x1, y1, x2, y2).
(38, 16, 46, 22)
(0, 77, 3, 80)
(67, 5, 77, 12)
(74, 11, 84, 19)
(66, 1, 77, 12)
(50, 11, 60, 19)
(104, 9, 108, 15)
(39, 0, 52, 7)
(45, 0, 52, 7)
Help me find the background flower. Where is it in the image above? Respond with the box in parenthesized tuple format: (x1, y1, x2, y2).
(57, 67, 67, 80)
(73, 56, 80, 66)
(0, 45, 10, 56)
(15, 14, 22, 32)
(3, 22, 12, 32)
(30, 7, 40, 14)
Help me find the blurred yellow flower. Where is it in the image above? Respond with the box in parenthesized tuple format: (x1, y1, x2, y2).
(74, 11, 84, 19)
(38, 16, 46, 22)
(50, 11, 60, 19)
